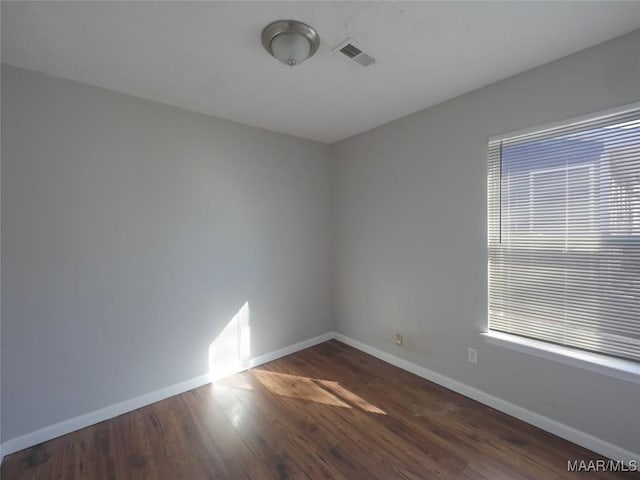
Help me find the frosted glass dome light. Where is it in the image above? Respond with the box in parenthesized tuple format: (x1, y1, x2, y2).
(262, 20, 320, 67)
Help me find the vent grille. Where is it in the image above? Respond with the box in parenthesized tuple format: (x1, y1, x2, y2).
(339, 44, 362, 59)
(333, 38, 376, 67)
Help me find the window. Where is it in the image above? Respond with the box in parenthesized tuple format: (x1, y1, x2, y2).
(488, 104, 640, 363)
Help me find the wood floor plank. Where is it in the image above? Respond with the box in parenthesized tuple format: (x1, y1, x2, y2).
(275, 346, 525, 479)
(218, 375, 344, 479)
(304, 341, 612, 479)
(2, 340, 637, 479)
(285, 344, 538, 479)
(261, 357, 455, 479)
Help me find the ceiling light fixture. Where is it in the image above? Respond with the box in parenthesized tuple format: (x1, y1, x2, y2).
(261, 20, 320, 67)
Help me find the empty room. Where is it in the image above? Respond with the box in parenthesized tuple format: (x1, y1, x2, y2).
(1, 1, 639, 478)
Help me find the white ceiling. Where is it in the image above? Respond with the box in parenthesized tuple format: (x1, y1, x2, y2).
(2, 1, 639, 144)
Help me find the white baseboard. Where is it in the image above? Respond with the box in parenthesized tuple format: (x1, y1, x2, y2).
(0, 331, 333, 459)
(332, 332, 640, 466)
(1, 373, 211, 459)
(2, 330, 636, 467)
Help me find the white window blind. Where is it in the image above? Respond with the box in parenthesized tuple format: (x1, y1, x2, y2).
(488, 105, 640, 362)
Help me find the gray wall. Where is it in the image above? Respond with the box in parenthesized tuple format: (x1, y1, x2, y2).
(2, 31, 639, 453)
(332, 30, 640, 453)
(1, 65, 332, 441)
(0, 61, 3, 453)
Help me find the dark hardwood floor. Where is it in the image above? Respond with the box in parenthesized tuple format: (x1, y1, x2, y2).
(2, 340, 637, 479)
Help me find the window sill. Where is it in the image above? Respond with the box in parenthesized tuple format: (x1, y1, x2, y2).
(481, 331, 640, 384)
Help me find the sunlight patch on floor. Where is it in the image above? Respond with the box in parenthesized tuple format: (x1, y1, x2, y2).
(253, 370, 386, 414)
(318, 379, 386, 414)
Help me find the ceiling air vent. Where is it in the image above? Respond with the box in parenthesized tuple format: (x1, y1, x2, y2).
(333, 38, 376, 67)
(339, 43, 362, 59)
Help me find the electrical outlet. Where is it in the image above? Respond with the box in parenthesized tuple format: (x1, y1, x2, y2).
(467, 347, 478, 364)
(395, 333, 404, 346)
